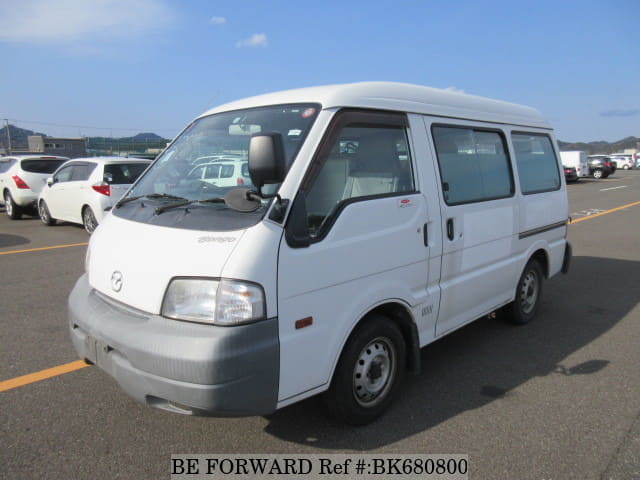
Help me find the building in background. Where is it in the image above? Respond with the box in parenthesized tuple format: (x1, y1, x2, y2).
(27, 135, 86, 158)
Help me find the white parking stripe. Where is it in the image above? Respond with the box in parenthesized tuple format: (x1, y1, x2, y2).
(600, 185, 628, 192)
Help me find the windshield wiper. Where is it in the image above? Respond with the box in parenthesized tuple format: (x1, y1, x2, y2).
(115, 193, 187, 209)
(154, 197, 226, 215)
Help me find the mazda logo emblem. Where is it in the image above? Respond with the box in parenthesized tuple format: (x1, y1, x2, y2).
(111, 271, 123, 292)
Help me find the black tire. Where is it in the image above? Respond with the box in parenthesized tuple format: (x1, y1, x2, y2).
(323, 314, 406, 425)
(505, 260, 544, 325)
(38, 200, 56, 226)
(592, 169, 603, 179)
(4, 190, 22, 219)
(82, 206, 98, 234)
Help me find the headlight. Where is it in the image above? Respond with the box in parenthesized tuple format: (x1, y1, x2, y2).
(161, 278, 265, 326)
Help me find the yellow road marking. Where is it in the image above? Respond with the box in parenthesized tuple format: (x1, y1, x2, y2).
(0, 242, 88, 256)
(0, 360, 90, 393)
(570, 200, 640, 224)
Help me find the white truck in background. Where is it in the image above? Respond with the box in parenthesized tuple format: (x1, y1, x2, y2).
(560, 151, 589, 178)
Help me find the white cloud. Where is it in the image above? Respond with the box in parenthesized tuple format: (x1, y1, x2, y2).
(210, 16, 226, 25)
(236, 33, 268, 48)
(0, 0, 173, 43)
(444, 86, 465, 94)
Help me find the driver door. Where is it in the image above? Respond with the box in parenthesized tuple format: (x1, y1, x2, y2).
(276, 109, 431, 401)
(46, 164, 75, 220)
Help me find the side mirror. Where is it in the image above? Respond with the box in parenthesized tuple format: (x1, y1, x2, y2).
(46, 177, 55, 187)
(248, 133, 286, 198)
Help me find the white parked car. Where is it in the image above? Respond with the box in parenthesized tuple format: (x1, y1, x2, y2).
(186, 159, 250, 187)
(0, 155, 69, 219)
(609, 155, 634, 170)
(38, 157, 150, 233)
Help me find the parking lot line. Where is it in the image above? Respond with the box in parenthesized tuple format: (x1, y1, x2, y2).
(570, 200, 640, 224)
(0, 360, 89, 393)
(0, 242, 88, 256)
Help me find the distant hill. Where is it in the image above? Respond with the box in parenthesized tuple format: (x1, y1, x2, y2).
(0, 124, 169, 153)
(558, 136, 640, 154)
(0, 125, 47, 150)
(131, 132, 165, 142)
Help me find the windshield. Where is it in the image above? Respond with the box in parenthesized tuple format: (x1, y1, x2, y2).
(113, 103, 320, 232)
(127, 104, 320, 203)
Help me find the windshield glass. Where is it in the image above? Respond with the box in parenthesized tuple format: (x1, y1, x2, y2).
(127, 104, 320, 203)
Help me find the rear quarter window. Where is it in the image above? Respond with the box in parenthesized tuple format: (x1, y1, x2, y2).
(104, 163, 150, 184)
(20, 159, 66, 174)
(511, 133, 561, 194)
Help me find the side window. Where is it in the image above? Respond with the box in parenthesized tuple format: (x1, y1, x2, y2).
(511, 133, 561, 194)
(305, 117, 414, 239)
(71, 163, 96, 181)
(204, 164, 221, 179)
(54, 165, 74, 183)
(219, 164, 234, 178)
(432, 126, 513, 205)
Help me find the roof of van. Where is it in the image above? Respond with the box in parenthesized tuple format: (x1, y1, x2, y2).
(199, 82, 551, 129)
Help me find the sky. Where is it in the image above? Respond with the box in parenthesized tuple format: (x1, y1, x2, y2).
(0, 0, 638, 143)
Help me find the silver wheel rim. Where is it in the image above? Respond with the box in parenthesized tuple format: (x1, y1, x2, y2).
(353, 336, 396, 407)
(5, 194, 12, 216)
(594, 170, 602, 178)
(520, 270, 539, 314)
(84, 209, 96, 233)
(39, 202, 48, 223)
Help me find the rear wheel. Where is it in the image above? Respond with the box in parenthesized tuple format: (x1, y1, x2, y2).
(324, 314, 406, 425)
(38, 200, 56, 226)
(4, 190, 22, 219)
(505, 259, 544, 325)
(82, 206, 98, 234)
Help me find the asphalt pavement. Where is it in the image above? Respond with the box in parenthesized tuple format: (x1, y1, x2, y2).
(1, 171, 639, 480)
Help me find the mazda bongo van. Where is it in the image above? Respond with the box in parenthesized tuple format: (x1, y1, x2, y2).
(69, 82, 571, 424)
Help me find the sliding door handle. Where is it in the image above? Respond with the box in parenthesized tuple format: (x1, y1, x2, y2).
(446, 218, 454, 241)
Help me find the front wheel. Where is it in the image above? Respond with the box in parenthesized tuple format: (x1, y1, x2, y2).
(505, 260, 544, 325)
(4, 190, 22, 219)
(38, 200, 56, 226)
(82, 206, 98, 234)
(592, 169, 603, 179)
(323, 314, 406, 425)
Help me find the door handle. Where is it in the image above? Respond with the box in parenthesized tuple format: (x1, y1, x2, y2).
(446, 218, 454, 241)
(423, 223, 428, 246)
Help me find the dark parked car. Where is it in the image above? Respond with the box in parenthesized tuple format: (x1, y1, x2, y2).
(563, 165, 579, 183)
(588, 157, 613, 179)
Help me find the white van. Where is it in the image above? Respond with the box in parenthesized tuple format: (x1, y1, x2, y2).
(69, 82, 571, 424)
(560, 150, 589, 178)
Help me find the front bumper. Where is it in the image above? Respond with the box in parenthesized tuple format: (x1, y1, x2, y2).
(68, 275, 279, 416)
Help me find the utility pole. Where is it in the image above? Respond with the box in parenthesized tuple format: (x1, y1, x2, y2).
(4, 119, 12, 154)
